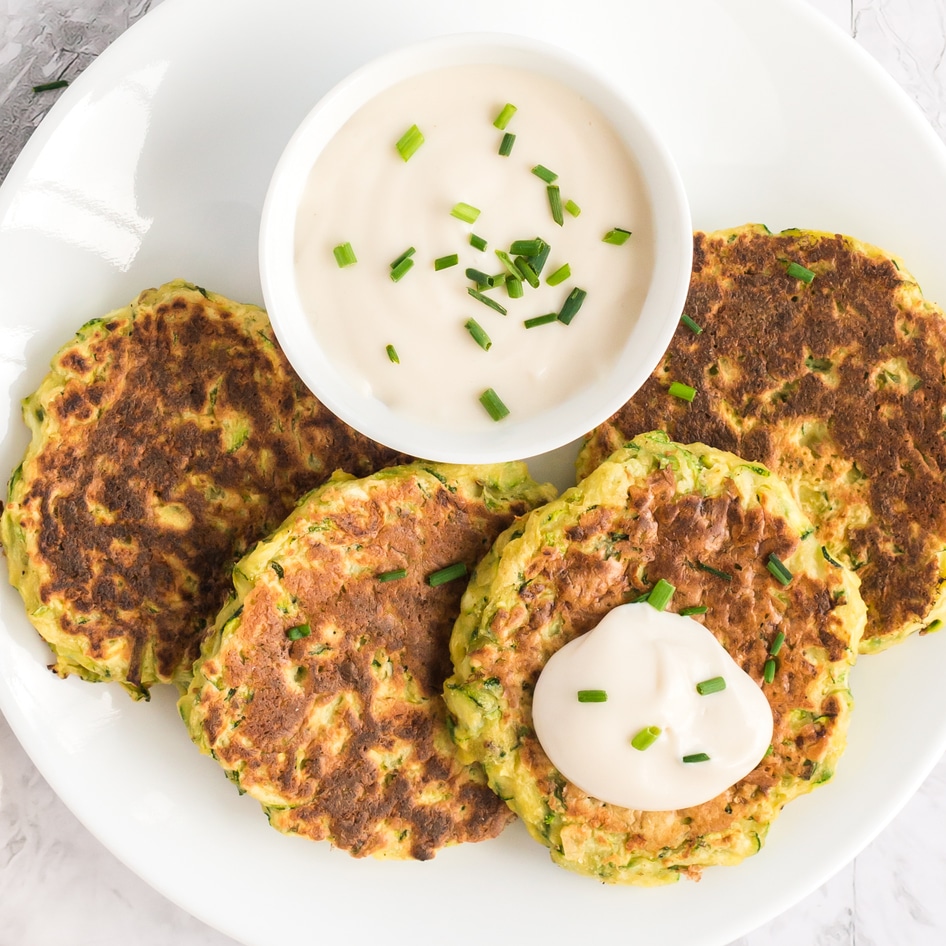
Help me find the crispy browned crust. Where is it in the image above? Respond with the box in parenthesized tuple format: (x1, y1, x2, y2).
(185, 464, 555, 859)
(579, 226, 946, 651)
(5, 281, 406, 693)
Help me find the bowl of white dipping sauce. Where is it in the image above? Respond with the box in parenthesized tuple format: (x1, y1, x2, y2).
(260, 32, 692, 463)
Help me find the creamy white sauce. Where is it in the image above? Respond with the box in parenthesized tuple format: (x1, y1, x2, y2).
(294, 63, 653, 431)
(531, 604, 774, 811)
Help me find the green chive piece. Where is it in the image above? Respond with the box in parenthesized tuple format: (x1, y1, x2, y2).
(385, 344, 400, 364)
(763, 657, 777, 684)
(577, 689, 608, 703)
(681, 313, 703, 334)
(647, 578, 675, 611)
(769, 630, 786, 656)
(494, 249, 524, 280)
(516, 257, 540, 289)
(683, 752, 711, 763)
(470, 233, 488, 252)
(532, 164, 558, 183)
(390, 257, 414, 282)
(603, 227, 633, 245)
(564, 199, 581, 218)
(510, 239, 543, 256)
(633, 590, 653, 603)
(468, 287, 507, 316)
(821, 545, 843, 568)
(493, 103, 517, 130)
(524, 313, 558, 328)
(558, 287, 587, 325)
(696, 676, 727, 696)
(390, 247, 416, 269)
(490, 272, 507, 288)
(695, 560, 733, 581)
(32, 79, 69, 93)
(506, 277, 524, 299)
(547, 185, 564, 226)
(466, 267, 493, 288)
(679, 605, 708, 616)
(546, 263, 571, 287)
(498, 132, 516, 156)
(333, 242, 357, 267)
(631, 726, 662, 751)
(396, 124, 425, 161)
(464, 318, 492, 351)
(428, 562, 468, 587)
(451, 202, 481, 224)
(434, 254, 459, 271)
(270, 561, 285, 579)
(286, 623, 311, 641)
(767, 552, 793, 585)
(785, 260, 816, 283)
(923, 618, 943, 634)
(530, 241, 551, 275)
(668, 381, 696, 401)
(479, 387, 510, 421)
(378, 568, 407, 582)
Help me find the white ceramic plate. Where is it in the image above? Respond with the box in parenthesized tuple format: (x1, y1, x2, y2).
(2, 2, 945, 945)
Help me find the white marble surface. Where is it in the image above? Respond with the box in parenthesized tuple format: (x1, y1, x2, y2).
(1, 1, 945, 944)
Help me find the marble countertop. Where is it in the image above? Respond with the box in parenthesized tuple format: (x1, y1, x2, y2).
(1, 1, 945, 944)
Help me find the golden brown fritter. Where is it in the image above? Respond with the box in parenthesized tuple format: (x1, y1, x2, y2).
(579, 225, 946, 652)
(181, 462, 556, 860)
(446, 433, 865, 884)
(1, 280, 407, 697)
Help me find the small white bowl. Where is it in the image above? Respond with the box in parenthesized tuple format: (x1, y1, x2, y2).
(260, 32, 692, 464)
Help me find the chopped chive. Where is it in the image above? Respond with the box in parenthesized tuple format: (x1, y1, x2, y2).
(479, 387, 510, 421)
(498, 132, 516, 156)
(390, 247, 416, 269)
(466, 267, 494, 287)
(603, 227, 633, 245)
(32, 79, 69, 93)
(490, 272, 507, 287)
(524, 312, 558, 328)
(766, 552, 793, 585)
(647, 578, 675, 611)
(683, 752, 711, 764)
(464, 318, 492, 351)
(390, 257, 414, 282)
(470, 233, 488, 252)
(546, 263, 571, 287)
(516, 257, 540, 289)
(451, 202, 481, 224)
(270, 561, 285, 579)
(577, 689, 608, 703)
(434, 254, 459, 271)
(558, 287, 587, 325)
(286, 623, 311, 641)
(769, 630, 786, 656)
(547, 185, 564, 226)
(532, 164, 558, 183)
(564, 199, 581, 217)
(378, 568, 407, 582)
(785, 260, 815, 283)
(396, 124, 425, 161)
(494, 249, 524, 280)
(631, 726, 662, 751)
(923, 618, 943, 635)
(385, 344, 400, 364)
(428, 562, 468, 587)
(763, 657, 777, 684)
(679, 605, 708, 616)
(530, 241, 551, 275)
(468, 287, 507, 315)
(668, 381, 696, 402)
(510, 239, 543, 256)
(506, 277, 523, 299)
(633, 590, 653, 603)
(333, 242, 357, 267)
(695, 561, 733, 581)
(696, 676, 727, 696)
(821, 545, 843, 568)
(493, 103, 517, 130)
(681, 313, 703, 334)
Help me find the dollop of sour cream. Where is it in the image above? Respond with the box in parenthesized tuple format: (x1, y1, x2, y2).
(294, 62, 653, 430)
(531, 604, 774, 811)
